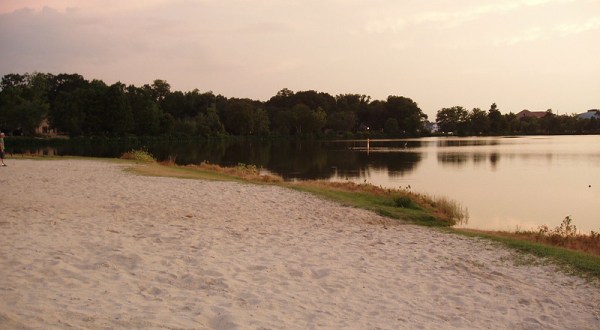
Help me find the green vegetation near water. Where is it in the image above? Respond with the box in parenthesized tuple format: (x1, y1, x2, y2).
(456, 230, 600, 279)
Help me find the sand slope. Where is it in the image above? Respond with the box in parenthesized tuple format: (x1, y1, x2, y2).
(0, 159, 598, 329)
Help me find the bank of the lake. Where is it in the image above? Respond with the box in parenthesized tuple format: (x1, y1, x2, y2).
(1, 159, 598, 329)
(126, 159, 600, 277)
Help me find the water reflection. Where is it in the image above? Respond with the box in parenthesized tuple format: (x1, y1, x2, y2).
(436, 139, 500, 147)
(437, 152, 500, 169)
(262, 140, 423, 180)
(14, 138, 424, 180)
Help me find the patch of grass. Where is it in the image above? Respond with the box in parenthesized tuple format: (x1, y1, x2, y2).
(120, 149, 156, 163)
(430, 196, 469, 225)
(130, 161, 283, 184)
(289, 182, 442, 226)
(186, 162, 284, 183)
(286, 180, 466, 227)
(488, 216, 600, 257)
(393, 196, 419, 209)
(456, 228, 600, 279)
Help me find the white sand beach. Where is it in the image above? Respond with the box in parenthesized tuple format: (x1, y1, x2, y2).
(0, 159, 598, 329)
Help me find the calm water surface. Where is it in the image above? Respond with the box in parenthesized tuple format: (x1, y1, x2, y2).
(325, 136, 599, 232)
(19, 135, 600, 232)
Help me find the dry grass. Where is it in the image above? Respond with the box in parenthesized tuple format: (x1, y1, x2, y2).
(181, 162, 284, 183)
(475, 217, 600, 257)
(290, 180, 469, 226)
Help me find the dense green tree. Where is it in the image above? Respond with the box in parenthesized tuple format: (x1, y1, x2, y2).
(172, 118, 197, 136)
(0, 88, 47, 135)
(221, 98, 269, 136)
(436, 106, 469, 134)
(196, 105, 225, 137)
(3, 72, 599, 138)
(184, 90, 215, 118)
(1, 73, 28, 90)
(160, 91, 186, 119)
(363, 100, 387, 131)
(159, 112, 175, 134)
(270, 109, 294, 135)
(294, 90, 336, 114)
(385, 96, 427, 135)
(336, 94, 370, 130)
(326, 111, 357, 132)
(290, 104, 312, 135)
(336, 94, 370, 112)
(47, 73, 88, 132)
(80, 80, 110, 135)
(487, 103, 506, 134)
(52, 87, 91, 136)
(222, 99, 253, 135)
(100, 83, 133, 135)
(266, 88, 295, 109)
(384, 118, 400, 135)
(48, 73, 87, 95)
(150, 79, 171, 102)
(14, 100, 48, 135)
(0, 72, 50, 135)
(290, 104, 326, 135)
(540, 109, 564, 134)
(468, 108, 489, 134)
(266, 89, 335, 115)
(126, 85, 161, 135)
(505, 112, 519, 134)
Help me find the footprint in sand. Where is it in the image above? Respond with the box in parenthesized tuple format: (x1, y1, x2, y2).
(310, 268, 331, 279)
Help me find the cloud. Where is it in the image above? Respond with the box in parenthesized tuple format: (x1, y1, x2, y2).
(496, 15, 600, 45)
(505, 26, 547, 45)
(556, 16, 600, 35)
(414, 2, 522, 27)
(365, 18, 407, 34)
(364, 0, 578, 34)
(0, 0, 172, 14)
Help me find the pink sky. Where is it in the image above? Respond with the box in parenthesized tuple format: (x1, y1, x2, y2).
(1, 0, 598, 117)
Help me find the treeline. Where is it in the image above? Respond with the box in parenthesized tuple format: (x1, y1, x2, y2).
(0, 72, 427, 138)
(436, 104, 600, 136)
(0, 72, 597, 138)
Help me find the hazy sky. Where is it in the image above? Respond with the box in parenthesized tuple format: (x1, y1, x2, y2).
(1, 0, 598, 118)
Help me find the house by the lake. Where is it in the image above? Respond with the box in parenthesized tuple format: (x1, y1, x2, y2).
(515, 110, 548, 120)
(35, 118, 57, 136)
(578, 109, 600, 120)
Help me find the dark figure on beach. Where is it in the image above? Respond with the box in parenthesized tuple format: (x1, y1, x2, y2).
(0, 132, 6, 166)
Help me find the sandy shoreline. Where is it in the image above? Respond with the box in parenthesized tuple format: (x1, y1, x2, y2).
(0, 159, 598, 329)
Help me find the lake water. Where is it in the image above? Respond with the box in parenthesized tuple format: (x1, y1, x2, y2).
(324, 136, 600, 233)
(18, 135, 600, 232)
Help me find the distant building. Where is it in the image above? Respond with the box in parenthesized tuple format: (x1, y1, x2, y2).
(425, 121, 438, 133)
(515, 110, 548, 120)
(35, 118, 57, 136)
(578, 109, 600, 120)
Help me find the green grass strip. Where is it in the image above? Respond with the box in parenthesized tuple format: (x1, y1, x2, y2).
(454, 229, 600, 279)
